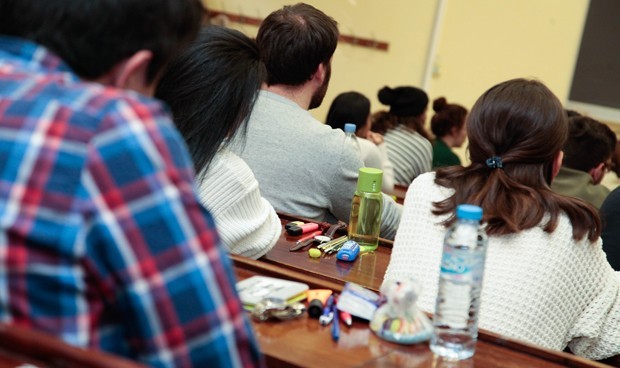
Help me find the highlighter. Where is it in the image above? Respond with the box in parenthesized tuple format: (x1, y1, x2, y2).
(286, 222, 319, 236)
(306, 289, 333, 318)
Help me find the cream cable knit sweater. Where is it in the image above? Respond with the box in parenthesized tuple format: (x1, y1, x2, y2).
(196, 150, 280, 259)
(384, 172, 620, 360)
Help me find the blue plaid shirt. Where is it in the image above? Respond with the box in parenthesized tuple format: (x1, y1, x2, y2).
(0, 36, 262, 368)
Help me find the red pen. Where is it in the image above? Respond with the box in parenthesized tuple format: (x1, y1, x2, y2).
(295, 230, 323, 245)
(339, 310, 352, 327)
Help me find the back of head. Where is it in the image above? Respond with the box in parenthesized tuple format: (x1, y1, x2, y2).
(155, 26, 266, 176)
(374, 85, 430, 139)
(378, 86, 428, 117)
(434, 78, 600, 241)
(430, 97, 468, 138)
(562, 116, 617, 172)
(257, 3, 338, 86)
(466, 79, 566, 179)
(0, 0, 203, 82)
(325, 91, 370, 131)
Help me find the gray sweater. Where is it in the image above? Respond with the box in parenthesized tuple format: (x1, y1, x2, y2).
(232, 91, 401, 239)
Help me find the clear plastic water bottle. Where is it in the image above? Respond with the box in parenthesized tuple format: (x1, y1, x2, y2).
(343, 123, 360, 153)
(348, 167, 383, 252)
(430, 204, 488, 360)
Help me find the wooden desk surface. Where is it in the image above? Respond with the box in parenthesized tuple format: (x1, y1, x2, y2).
(232, 257, 608, 368)
(259, 213, 391, 292)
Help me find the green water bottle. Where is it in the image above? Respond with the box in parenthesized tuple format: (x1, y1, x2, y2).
(348, 167, 383, 252)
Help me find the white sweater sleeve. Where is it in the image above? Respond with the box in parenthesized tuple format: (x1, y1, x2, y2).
(196, 150, 281, 259)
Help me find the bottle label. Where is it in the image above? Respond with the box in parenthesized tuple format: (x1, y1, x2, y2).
(440, 248, 484, 282)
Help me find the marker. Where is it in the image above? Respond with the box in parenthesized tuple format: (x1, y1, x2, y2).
(306, 289, 332, 318)
(319, 295, 334, 326)
(286, 222, 320, 236)
(331, 301, 340, 342)
(285, 221, 304, 230)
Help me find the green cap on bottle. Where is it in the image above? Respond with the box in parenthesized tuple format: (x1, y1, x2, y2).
(357, 167, 383, 193)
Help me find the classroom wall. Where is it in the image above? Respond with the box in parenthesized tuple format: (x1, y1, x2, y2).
(203, 1, 620, 187)
(204, 0, 438, 124)
(204, 0, 589, 119)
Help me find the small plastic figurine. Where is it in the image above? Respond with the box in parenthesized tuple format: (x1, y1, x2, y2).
(370, 278, 432, 344)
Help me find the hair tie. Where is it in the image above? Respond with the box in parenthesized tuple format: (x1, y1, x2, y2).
(486, 156, 503, 169)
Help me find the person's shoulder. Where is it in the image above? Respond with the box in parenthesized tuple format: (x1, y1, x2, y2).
(602, 185, 620, 210)
(412, 171, 437, 187)
(207, 150, 256, 184)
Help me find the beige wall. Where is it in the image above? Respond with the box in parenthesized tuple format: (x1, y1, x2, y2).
(204, 1, 620, 188)
(204, 0, 438, 123)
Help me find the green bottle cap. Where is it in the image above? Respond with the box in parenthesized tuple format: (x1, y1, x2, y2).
(357, 167, 383, 193)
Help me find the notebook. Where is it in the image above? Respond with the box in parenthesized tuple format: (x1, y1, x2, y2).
(236, 276, 309, 309)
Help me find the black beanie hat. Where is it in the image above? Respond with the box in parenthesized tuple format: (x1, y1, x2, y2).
(378, 86, 428, 117)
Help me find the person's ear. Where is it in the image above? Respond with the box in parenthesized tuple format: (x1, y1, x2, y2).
(551, 151, 564, 180)
(311, 62, 326, 85)
(589, 162, 606, 184)
(109, 50, 155, 96)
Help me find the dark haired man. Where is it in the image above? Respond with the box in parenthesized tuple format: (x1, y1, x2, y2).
(0, 1, 261, 366)
(233, 3, 402, 239)
(551, 115, 617, 209)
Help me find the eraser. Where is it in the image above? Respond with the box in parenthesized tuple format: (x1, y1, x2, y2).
(308, 248, 321, 258)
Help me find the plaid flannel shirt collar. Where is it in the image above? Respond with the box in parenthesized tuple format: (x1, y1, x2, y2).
(0, 35, 77, 80)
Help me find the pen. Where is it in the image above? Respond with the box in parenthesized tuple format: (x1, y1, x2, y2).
(319, 295, 334, 326)
(331, 298, 340, 342)
(339, 310, 352, 328)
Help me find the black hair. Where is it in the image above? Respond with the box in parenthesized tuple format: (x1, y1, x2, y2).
(562, 115, 617, 172)
(0, 0, 204, 82)
(257, 3, 338, 86)
(155, 26, 266, 177)
(325, 92, 370, 132)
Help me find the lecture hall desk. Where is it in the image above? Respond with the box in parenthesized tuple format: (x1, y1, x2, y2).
(231, 212, 616, 367)
(233, 256, 609, 368)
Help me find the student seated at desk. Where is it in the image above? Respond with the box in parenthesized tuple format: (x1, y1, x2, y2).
(325, 91, 395, 193)
(550, 114, 616, 209)
(384, 78, 620, 360)
(156, 26, 281, 259)
(430, 97, 468, 169)
(372, 85, 433, 186)
(230, 3, 401, 240)
(0, 1, 260, 366)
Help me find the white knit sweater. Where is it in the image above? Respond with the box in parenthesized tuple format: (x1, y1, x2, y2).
(196, 150, 280, 259)
(384, 172, 620, 360)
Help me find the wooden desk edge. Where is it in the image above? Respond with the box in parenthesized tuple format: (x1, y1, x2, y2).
(232, 254, 612, 368)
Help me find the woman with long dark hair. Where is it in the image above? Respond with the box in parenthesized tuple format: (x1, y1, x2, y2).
(156, 26, 280, 259)
(384, 79, 620, 359)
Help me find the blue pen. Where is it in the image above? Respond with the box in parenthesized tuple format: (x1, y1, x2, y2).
(319, 295, 334, 326)
(331, 298, 340, 342)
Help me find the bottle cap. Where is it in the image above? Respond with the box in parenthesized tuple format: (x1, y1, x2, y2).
(357, 167, 383, 193)
(344, 123, 356, 134)
(456, 204, 483, 220)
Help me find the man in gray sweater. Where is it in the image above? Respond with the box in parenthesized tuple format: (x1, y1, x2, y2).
(232, 3, 401, 239)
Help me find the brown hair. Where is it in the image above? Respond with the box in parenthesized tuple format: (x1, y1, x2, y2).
(430, 97, 467, 138)
(433, 78, 600, 241)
